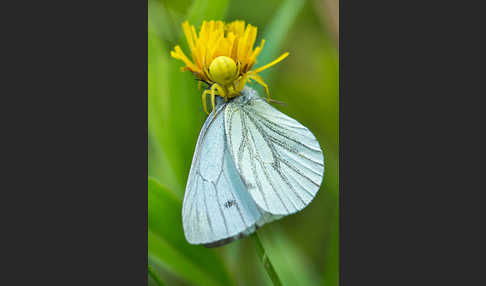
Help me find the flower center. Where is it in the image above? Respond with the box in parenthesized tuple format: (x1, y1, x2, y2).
(208, 56, 238, 85)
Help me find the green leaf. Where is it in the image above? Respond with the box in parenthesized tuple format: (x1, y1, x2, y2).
(159, 0, 193, 15)
(186, 0, 230, 26)
(148, 177, 234, 286)
(148, 20, 205, 195)
(257, 224, 320, 286)
(322, 207, 339, 286)
(148, 264, 167, 286)
(255, 0, 305, 80)
(148, 0, 179, 44)
(149, 0, 232, 193)
(253, 233, 283, 286)
(148, 22, 184, 193)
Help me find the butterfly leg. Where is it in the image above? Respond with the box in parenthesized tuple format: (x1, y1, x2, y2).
(249, 74, 270, 101)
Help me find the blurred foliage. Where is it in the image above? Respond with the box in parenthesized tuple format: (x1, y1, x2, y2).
(148, 0, 339, 285)
(148, 178, 233, 286)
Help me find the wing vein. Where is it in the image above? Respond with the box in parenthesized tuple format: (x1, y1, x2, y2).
(203, 181, 215, 236)
(237, 110, 247, 172)
(186, 175, 199, 219)
(239, 109, 271, 210)
(213, 181, 230, 236)
(282, 151, 324, 177)
(252, 109, 309, 131)
(275, 166, 306, 206)
(281, 158, 320, 187)
(244, 111, 290, 213)
(248, 111, 303, 210)
(285, 166, 317, 198)
(245, 109, 321, 152)
(224, 170, 249, 228)
(249, 146, 270, 210)
(268, 136, 324, 166)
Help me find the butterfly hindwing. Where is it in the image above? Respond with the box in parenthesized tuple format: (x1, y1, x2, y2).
(182, 102, 262, 247)
(224, 87, 325, 216)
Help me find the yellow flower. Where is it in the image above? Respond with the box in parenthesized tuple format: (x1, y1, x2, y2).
(170, 20, 289, 114)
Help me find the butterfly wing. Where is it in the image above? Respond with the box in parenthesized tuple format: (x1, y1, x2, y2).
(183, 102, 262, 247)
(224, 87, 325, 215)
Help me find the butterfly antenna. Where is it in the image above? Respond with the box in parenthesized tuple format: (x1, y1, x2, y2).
(268, 98, 287, 106)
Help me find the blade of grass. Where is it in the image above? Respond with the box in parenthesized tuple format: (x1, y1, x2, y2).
(322, 207, 339, 286)
(148, 25, 183, 193)
(149, 20, 199, 195)
(150, 0, 231, 193)
(148, 133, 180, 192)
(148, 0, 179, 45)
(254, 0, 305, 87)
(257, 224, 319, 286)
(148, 177, 234, 286)
(253, 232, 283, 286)
(148, 264, 167, 286)
(186, 0, 230, 26)
(148, 22, 169, 155)
(159, 0, 192, 16)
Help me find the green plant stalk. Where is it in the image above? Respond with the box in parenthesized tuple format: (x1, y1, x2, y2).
(253, 232, 284, 286)
(148, 264, 167, 286)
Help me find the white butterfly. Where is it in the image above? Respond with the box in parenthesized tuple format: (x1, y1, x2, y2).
(182, 86, 325, 247)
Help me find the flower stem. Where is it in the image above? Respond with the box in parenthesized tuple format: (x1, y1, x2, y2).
(148, 264, 166, 286)
(253, 232, 284, 286)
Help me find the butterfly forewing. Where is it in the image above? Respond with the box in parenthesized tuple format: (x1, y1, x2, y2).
(183, 103, 262, 247)
(224, 87, 325, 216)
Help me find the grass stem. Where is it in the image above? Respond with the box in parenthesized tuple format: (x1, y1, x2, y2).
(253, 232, 284, 286)
(148, 264, 167, 286)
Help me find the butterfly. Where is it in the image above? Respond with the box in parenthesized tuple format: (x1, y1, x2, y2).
(182, 86, 325, 247)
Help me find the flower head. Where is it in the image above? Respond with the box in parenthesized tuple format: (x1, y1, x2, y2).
(170, 20, 289, 114)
